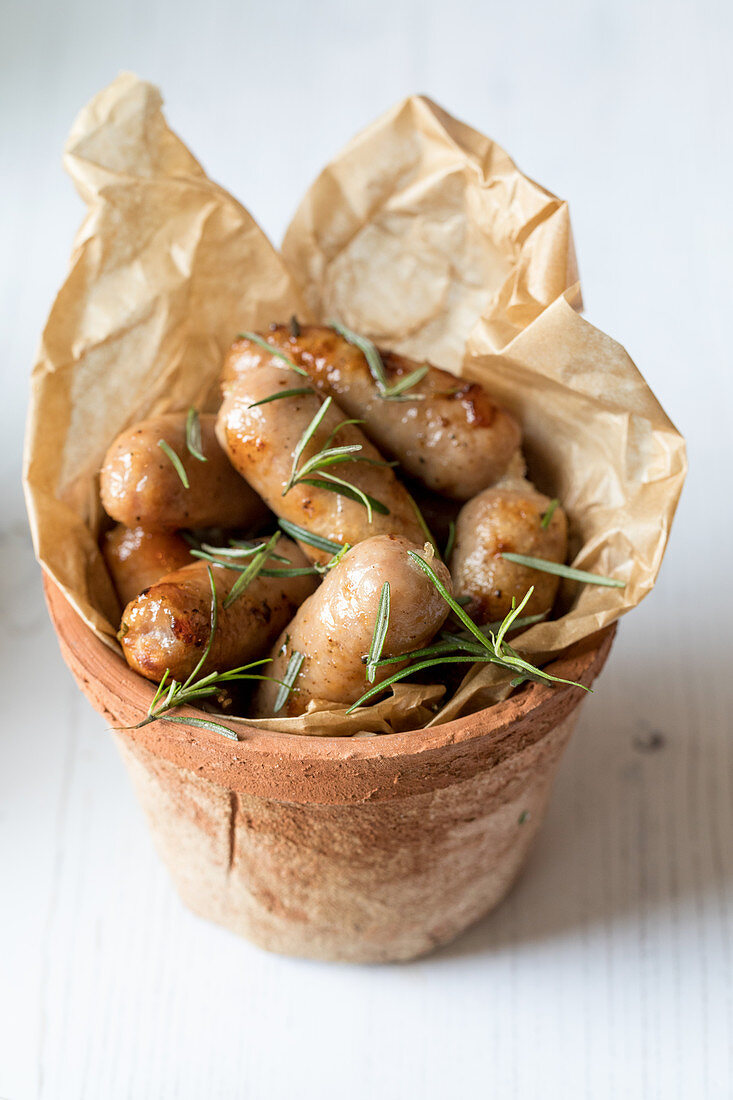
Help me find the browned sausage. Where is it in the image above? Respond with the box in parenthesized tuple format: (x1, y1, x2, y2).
(256, 324, 521, 499)
(100, 412, 269, 531)
(216, 339, 424, 562)
(120, 537, 317, 683)
(102, 525, 193, 608)
(449, 484, 568, 623)
(252, 536, 451, 717)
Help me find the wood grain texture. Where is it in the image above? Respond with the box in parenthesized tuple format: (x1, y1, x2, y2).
(1, 0, 731, 1095)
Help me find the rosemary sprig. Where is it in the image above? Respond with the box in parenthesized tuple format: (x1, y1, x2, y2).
(348, 655, 497, 712)
(238, 331, 309, 377)
(282, 396, 389, 521)
(283, 396, 333, 492)
(500, 553, 625, 588)
(345, 556, 589, 713)
(329, 320, 428, 400)
(540, 498, 559, 529)
(365, 582, 391, 683)
(158, 439, 189, 488)
(185, 408, 207, 463)
(129, 566, 285, 739)
(273, 650, 305, 713)
(223, 531, 281, 608)
(277, 520, 344, 555)
(189, 527, 349, 579)
(248, 387, 314, 409)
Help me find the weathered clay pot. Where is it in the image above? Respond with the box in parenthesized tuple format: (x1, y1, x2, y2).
(44, 577, 615, 963)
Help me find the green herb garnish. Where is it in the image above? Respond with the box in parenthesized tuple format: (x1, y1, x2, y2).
(329, 320, 428, 400)
(540, 499, 559, 529)
(365, 582, 390, 683)
(237, 331, 309, 377)
(185, 408, 207, 463)
(277, 520, 344, 556)
(273, 650, 305, 714)
(500, 553, 625, 588)
(289, 315, 301, 337)
(190, 529, 348, 579)
(158, 439, 189, 488)
(282, 396, 390, 522)
(346, 556, 589, 713)
(223, 531, 282, 608)
(248, 387, 314, 409)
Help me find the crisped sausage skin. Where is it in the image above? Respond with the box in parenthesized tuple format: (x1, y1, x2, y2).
(100, 412, 268, 531)
(217, 341, 424, 562)
(449, 484, 568, 623)
(252, 535, 451, 717)
(102, 525, 193, 608)
(258, 325, 521, 499)
(120, 537, 316, 683)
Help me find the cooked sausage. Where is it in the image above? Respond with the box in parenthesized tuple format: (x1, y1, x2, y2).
(100, 412, 269, 531)
(217, 339, 424, 562)
(102, 525, 193, 608)
(252, 535, 451, 717)
(255, 324, 521, 500)
(120, 537, 317, 683)
(449, 484, 568, 623)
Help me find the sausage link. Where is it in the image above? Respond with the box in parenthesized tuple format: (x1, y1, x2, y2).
(252, 535, 451, 717)
(102, 525, 193, 608)
(120, 537, 317, 683)
(449, 484, 568, 623)
(217, 340, 424, 562)
(101, 412, 269, 531)
(257, 325, 521, 500)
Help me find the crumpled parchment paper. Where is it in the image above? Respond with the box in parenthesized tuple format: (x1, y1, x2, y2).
(24, 73, 687, 735)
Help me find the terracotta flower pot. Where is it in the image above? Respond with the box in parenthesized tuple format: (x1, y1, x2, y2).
(44, 577, 615, 963)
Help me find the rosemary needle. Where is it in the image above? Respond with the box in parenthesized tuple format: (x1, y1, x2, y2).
(237, 331, 309, 377)
(500, 553, 625, 588)
(273, 650, 305, 714)
(329, 320, 428, 400)
(277, 520, 345, 556)
(365, 582, 391, 683)
(540, 498, 558, 528)
(223, 531, 281, 609)
(185, 408, 207, 462)
(158, 439, 189, 488)
(248, 387, 314, 409)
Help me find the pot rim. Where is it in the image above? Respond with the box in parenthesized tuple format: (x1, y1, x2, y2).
(44, 574, 616, 803)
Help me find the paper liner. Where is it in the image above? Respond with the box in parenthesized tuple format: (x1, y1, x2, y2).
(24, 73, 686, 733)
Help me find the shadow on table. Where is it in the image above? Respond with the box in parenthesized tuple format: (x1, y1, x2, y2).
(429, 638, 731, 963)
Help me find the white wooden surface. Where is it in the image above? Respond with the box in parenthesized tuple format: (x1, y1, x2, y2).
(1, 1, 731, 1096)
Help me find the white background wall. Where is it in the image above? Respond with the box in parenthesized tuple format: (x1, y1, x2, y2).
(1, 0, 731, 1097)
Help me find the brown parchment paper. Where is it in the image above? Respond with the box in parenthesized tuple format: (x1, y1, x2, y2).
(24, 73, 686, 736)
